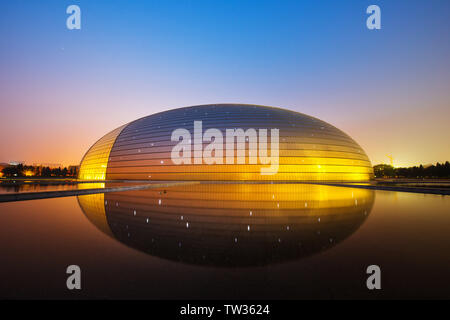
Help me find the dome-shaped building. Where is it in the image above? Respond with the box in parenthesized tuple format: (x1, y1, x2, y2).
(78, 104, 373, 181)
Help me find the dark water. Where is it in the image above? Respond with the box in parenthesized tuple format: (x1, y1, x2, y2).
(0, 183, 449, 299)
(0, 182, 106, 194)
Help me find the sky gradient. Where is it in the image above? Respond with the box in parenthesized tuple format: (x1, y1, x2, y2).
(0, 0, 449, 167)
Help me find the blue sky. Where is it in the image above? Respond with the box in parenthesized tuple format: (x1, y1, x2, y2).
(0, 0, 449, 166)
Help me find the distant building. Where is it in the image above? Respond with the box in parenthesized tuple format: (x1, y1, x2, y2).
(8, 161, 24, 166)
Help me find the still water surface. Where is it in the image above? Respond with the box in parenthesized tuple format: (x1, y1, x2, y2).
(0, 183, 449, 299)
(0, 182, 106, 194)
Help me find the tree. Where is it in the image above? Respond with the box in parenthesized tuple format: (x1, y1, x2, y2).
(373, 162, 450, 179)
(373, 164, 395, 178)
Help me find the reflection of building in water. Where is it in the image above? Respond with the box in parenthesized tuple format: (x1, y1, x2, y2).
(78, 184, 374, 267)
(76, 192, 112, 237)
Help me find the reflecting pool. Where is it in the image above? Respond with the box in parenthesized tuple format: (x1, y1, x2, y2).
(78, 184, 374, 267)
(0, 182, 106, 194)
(0, 183, 449, 299)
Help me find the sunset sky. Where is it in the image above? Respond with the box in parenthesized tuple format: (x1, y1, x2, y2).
(0, 0, 449, 167)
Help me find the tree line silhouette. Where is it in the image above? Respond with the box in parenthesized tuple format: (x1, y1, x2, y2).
(1, 162, 449, 179)
(373, 162, 450, 178)
(1, 164, 78, 178)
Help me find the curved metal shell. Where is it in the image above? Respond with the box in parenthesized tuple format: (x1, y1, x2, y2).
(78, 104, 373, 181)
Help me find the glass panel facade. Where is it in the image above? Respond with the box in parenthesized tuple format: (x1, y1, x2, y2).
(78, 125, 125, 180)
(78, 104, 374, 182)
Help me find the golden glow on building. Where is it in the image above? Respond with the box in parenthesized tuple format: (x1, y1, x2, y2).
(78, 104, 374, 182)
(149, 183, 374, 211)
(78, 125, 125, 180)
(77, 193, 113, 237)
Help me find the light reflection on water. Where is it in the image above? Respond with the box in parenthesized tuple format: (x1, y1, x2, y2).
(1, 184, 450, 299)
(0, 182, 105, 194)
(78, 183, 375, 267)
